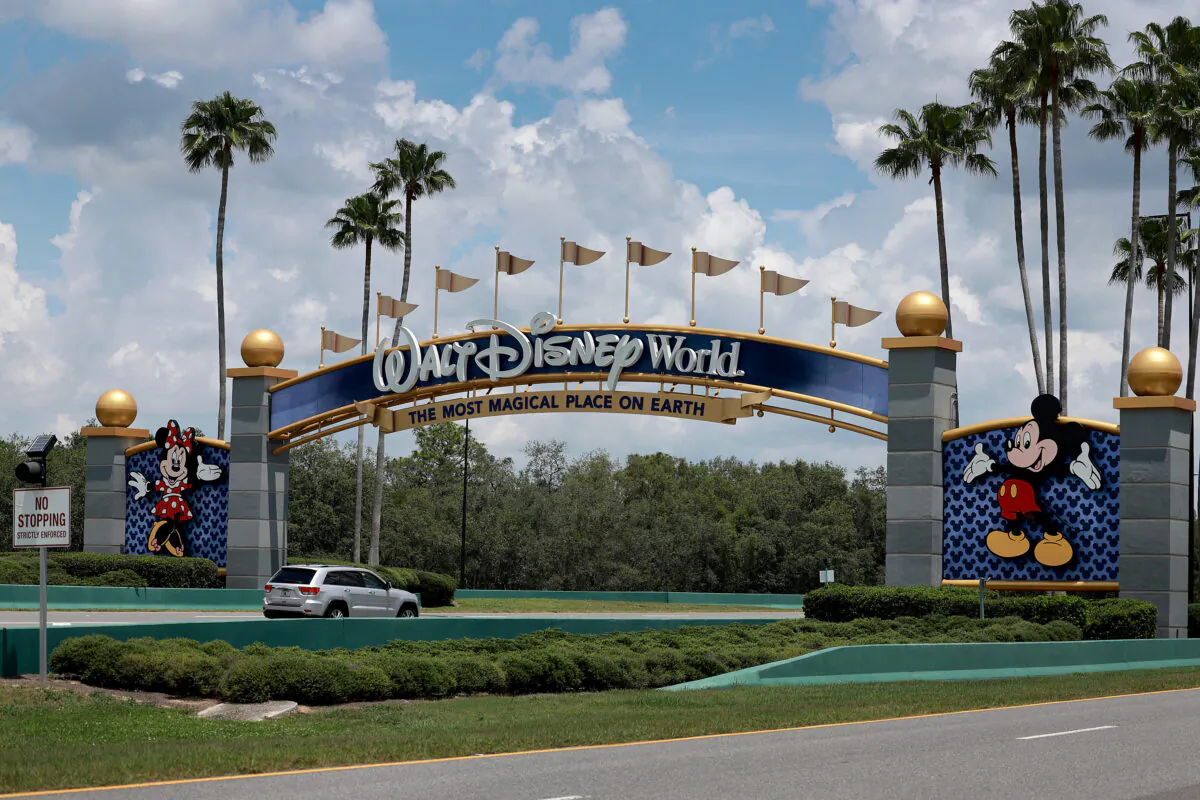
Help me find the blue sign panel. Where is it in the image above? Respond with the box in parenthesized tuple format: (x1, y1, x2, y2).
(270, 320, 889, 432)
(942, 401, 1119, 583)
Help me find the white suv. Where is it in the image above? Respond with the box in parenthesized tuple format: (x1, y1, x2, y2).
(262, 565, 420, 619)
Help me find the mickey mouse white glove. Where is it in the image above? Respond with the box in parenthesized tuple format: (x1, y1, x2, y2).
(128, 471, 149, 500)
(196, 457, 222, 482)
(963, 443, 995, 484)
(1069, 442, 1101, 491)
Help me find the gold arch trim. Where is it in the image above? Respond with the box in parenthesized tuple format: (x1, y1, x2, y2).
(942, 579, 1117, 592)
(125, 436, 231, 457)
(941, 416, 1119, 443)
(268, 323, 889, 394)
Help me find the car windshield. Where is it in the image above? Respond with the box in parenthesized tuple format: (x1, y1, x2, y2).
(269, 567, 316, 585)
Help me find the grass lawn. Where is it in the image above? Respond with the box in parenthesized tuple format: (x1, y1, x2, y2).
(5, 668, 1200, 794)
(430, 598, 792, 614)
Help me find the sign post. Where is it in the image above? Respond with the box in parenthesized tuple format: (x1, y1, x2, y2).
(819, 568, 835, 585)
(13, 486, 71, 683)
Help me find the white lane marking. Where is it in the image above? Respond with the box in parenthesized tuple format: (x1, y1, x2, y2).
(1017, 725, 1117, 740)
(49, 622, 72, 627)
(193, 614, 261, 618)
(537, 796, 585, 800)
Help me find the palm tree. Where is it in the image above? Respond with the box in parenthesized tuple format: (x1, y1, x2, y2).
(1109, 217, 1194, 345)
(875, 102, 998, 340)
(180, 92, 277, 441)
(325, 192, 405, 564)
(1003, 0, 1112, 413)
(1126, 17, 1200, 352)
(1177, 149, 1200, 398)
(970, 55, 1046, 393)
(365, 139, 457, 567)
(1084, 77, 1160, 393)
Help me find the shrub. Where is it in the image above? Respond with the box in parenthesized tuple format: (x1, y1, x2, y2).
(1190, 604, 1200, 639)
(449, 657, 507, 695)
(288, 556, 456, 607)
(1083, 599, 1159, 640)
(219, 656, 277, 703)
(375, 654, 457, 698)
(0, 553, 221, 589)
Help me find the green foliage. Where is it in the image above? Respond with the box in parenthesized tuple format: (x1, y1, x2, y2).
(288, 555, 455, 607)
(0, 551, 221, 589)
(51, 616, 1080, 705)
(288, 424, 887, 595)
(1190, 604, 1200, 639)
(804, 585, 1157, 640)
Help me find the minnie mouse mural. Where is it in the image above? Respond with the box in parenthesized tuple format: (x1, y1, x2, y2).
(127, 420, 224, 557)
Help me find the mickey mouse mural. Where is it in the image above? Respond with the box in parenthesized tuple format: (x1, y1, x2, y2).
(127, 421, 224, 558)
(942, 394, 1119, 582)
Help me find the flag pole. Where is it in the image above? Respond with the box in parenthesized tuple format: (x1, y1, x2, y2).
(623, 236, 632, 324)
(493, 246, 500, 328)
(375, 291, 381, 348)
(558, 236, 565, 324)
(830, 296, 837, 349)
(433, 264, 441, 339)
(319, 325, 326, 369)
(690, 247, 697, 328)
(759, 265, 766, 335)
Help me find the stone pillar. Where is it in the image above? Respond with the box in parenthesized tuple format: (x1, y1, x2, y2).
(882, 292, 961, 587)
(1116, 347, 1194, 639)
(80, 390, 149, 553)
(225, 329, 295, 591)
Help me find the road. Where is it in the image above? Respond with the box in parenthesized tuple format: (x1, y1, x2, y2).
(15, 688, 1200, 799)
(0, 610, 803, 626)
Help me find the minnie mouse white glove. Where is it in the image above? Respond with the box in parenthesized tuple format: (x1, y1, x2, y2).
(127, 471, 149, 500)
(196, 457, 222, 481)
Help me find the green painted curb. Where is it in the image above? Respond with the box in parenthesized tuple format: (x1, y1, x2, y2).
(455, 589, 805, 608)
(0, 616, 790, 677)
(662, 639, 1200, 690)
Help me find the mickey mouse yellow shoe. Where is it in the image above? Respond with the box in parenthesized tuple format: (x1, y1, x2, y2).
(986, 530, 1031, 558)
(1034, 532, 1074, 567)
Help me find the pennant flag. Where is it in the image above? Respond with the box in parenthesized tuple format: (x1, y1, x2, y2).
(321, 329, 361, 353)
(833, 301, 882, 327)
(497, 251, 535, 275)
(627, 241, 671, 266)
(562, 241, 605, 265)
(436, 269, 479, 292)
(693, 251, 739, 277)
(378, 295, 419, 319)
(762, 270, 808, 296)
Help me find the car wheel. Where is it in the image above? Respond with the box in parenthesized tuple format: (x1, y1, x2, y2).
(398, 604, 418, 618)
(325, 604, 348, 619)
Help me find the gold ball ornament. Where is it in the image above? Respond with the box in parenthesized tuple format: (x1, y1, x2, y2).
(1127, 347, 1182, 397)
(241, 329, 285, 368)
(95, 389, 137, 428)
(895, 291, 948, 337)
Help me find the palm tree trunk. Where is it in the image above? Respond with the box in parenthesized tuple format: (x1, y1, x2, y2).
(215, 156, 230, 441)
(1121, 144, 1142, 397)
(1008, 107, 1044, 394)
(354, 237, 373, 564)
(369, 192, 414, 567)
(1038, 93, 1055, 397)
(931, 163, 953, 340)
(1164, 144, 1179, 350)
(1051, 81, 1068, 413)
(1158, 274, 1165, 345)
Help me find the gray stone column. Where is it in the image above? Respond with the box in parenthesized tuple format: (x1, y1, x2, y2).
(1116, 393, 1194, 638)
(225, 366, 297, 590)
(81, 425, 149, 554)
(882, 332, 961, 587)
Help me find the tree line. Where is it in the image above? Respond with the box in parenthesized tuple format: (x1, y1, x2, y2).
(876, 2, 1200, 409)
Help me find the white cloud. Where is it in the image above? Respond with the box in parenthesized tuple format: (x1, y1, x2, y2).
(664, 106, 675, 119)
(125, 67, 183, 88)
(490, 8, 627, 95)
(466, 48, 490, 70)
(315, 134, 380, 182)
(26, 0, 386, 69)
(729, 14, 776, 38)
(0, 123, 34, 165)
(773, 192, 856, 242)
(50, 189, 94, 252)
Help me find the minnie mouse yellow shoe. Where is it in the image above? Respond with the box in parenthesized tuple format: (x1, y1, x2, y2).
(1034, 532, 1074, 567)
(986, 530, 1031, 558)
(147, 520, 167, 552)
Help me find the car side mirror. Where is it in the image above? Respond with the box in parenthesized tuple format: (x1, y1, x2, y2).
(384, 582, 392, 591)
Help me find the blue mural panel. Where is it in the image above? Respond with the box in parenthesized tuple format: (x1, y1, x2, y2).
(124, 425, 229, 567)
(943, 422, 1120, 583)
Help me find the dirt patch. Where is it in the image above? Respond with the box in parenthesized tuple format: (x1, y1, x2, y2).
(0, 676, 221, 712)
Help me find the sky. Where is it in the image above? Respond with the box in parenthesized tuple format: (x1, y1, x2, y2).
(0, 0, 1197, 472)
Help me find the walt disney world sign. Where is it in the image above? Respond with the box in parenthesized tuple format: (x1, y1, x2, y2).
(267, 311, 889, 445)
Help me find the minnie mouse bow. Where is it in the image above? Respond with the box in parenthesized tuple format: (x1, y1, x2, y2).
(164, 420, 195, 452)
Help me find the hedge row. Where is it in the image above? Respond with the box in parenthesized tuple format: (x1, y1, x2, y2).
(50, 615, 1081, 704)
(802, 585, 1158, 640)
(0, 552, 221, 589)
(288, 556, 456, 607)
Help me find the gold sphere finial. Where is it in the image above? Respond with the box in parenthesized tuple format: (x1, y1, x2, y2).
(1127, 347, 1182, 396)
(896, 291, 948, 337)
(241, 329, 284, 368)
(96, 389, 137, 428)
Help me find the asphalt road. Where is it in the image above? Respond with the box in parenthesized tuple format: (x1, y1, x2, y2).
(18, 688, 1200, 799)
(0, 610, 803, 626)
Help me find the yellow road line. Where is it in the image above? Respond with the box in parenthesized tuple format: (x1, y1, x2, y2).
(5, 685, 1200, 798)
